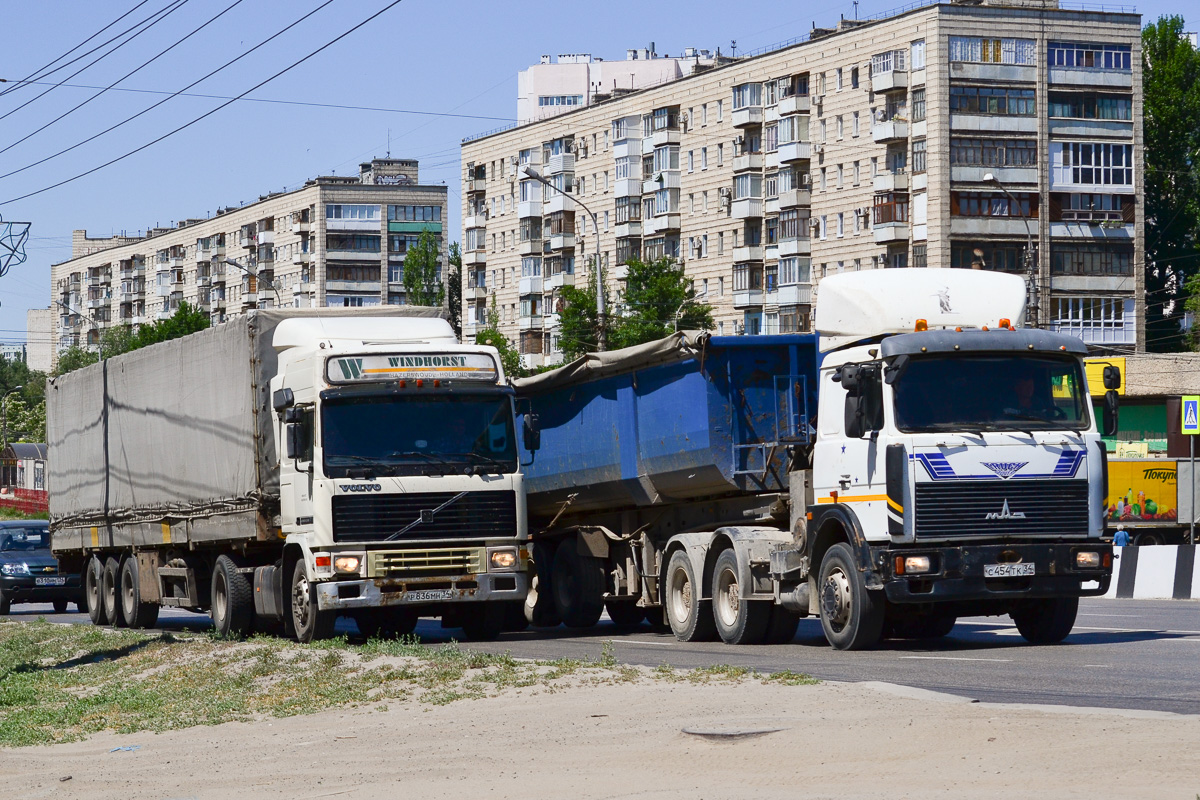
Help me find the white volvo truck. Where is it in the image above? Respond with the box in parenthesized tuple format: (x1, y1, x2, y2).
(49, 309, 530, 642)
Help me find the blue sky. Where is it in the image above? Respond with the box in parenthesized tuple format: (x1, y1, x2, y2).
(0, 0, 1192, 347)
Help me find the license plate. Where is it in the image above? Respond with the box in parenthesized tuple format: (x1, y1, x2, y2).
(405, 589, 453, 602)
(35, 576, 67, 586)
(984, 563, 1035, 578)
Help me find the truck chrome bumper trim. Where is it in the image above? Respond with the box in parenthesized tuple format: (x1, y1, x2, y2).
(315, 572, 528, 611)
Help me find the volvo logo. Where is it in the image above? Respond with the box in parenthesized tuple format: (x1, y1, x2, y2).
(985, 499, 1027, 520)
(981, 461, 1028, 480)
(339, 483, 382, 493)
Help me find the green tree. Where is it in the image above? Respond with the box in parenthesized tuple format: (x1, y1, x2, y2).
(2, 396, 45, 444)
(1144, 16, 1200, 351)
(609, 257, 713, 350)
(403, 229, 445, 308)
(475, 295, 522, 379)
(99, 324, 138, 359)
(446, 241, 462, 339)
(557, 280, 604, 361)
(52, 346, 98, 376)
(52, 302, 210, 377)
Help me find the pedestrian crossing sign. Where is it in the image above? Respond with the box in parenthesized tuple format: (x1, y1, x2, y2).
(1184, 396, 1200, 435)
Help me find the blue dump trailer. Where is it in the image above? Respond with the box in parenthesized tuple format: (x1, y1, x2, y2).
(513, 332, 821, 637)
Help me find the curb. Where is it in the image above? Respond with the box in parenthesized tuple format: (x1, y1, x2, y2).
(1104, 545, 1199, 599)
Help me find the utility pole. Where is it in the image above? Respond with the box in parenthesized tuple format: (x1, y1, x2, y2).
(522, 167, 606, 351)
(984, 172, 1038, 327)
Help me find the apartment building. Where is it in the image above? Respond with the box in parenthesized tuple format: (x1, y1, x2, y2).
(460, 0, 1143, 369)
(51, 159, 447, 356)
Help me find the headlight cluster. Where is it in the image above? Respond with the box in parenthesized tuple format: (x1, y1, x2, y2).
(1, 563, 30, 576)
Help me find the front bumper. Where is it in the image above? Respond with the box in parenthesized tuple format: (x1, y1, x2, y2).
(316, 571, 528, 611)
(880, 543, 1112, 604)
(0, 574, 83, 603)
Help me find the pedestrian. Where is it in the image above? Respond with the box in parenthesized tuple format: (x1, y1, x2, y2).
(1113, 527, 1131, 547)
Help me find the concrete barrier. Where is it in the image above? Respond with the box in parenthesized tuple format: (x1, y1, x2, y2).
(1102, 546, 1200, 599)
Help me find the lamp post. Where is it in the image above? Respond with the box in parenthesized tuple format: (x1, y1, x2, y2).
(2, 386, 23, 449)
(674, 293, 708, 333)
(225, 257, 283, 308)
(983, 172, 1038, 327)
(522, 167, 606, 351)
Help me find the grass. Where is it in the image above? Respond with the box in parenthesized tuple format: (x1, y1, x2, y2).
(0, 507, 48, 521)
(0, 619, 817, 748)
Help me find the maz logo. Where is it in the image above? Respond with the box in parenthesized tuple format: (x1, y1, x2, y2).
(985, 499, 1026, 520)
(339, 483, 382, 493)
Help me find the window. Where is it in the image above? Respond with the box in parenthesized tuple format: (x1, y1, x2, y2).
(777, 115, 805, 144)
(819, 215, 828, 239)
(852, 111, 860, 137)
(732, 83, 763, 109)
(326, 204, 380, 220)
(1050, 192, 1132, 222)
(764, 124, 778, 152)
(326, 264, 381, 282)
(1053, 297, 1129, 334)
(851, 67, 860, 89)
(779, 257, 810, 285)
(912, 139, 927, 173)
(1048, 92, 1132, 120)
(951, 243, 1025, 272)
(948, 37, 1036, 65)
(717, 100, 723, 121)
(766, 216, 779, 245)
(911, 88, 926, 122)
(538, 94, 584, 107)
(1048, 42, 1132, 71)
(389, 234, 428, 254)
(764, 172, 779, 198)
(733, 263, 763, 290)
(836, 115, 844, 139)
(911, 40, 926, 70)
(871, 49, 907, 74)
(688, 150, 695, 172)
(836, 164, 843, 189)
(327, 234, 381, 252)
(654, 188, 680, 214)
(837, 212, 845, 237)
(950, 192, 1038, 217)
(734, 174, 763, 199)
(652, 145, 680, 172)
(949, 86, 1036, 116)
(1051, 243, 1134, 275)
(717, 144, 724, 166)
(836, 68, 844, 90)
(718, 232, 724, 254)
(950, 138, 1037, 167)
(521, 257, 541, 277)
(819, 168, 827, 191)
(1053, 142, 1134, 187)
(873, 194, 909, 225)
(701, 147, 708, 169)
(819, 120, 826, 143)
(779, 209, 808, 240)
(912, 244, 927, 268)
(702, 104, 709, 125)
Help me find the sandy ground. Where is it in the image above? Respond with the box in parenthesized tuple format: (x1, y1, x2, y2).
(1, 677, 1197, 800)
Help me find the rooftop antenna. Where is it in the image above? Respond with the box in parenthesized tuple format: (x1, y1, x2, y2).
(730, 39, 737, 57)
(853, 0, 859, 19)
(387, 128, 391, 158)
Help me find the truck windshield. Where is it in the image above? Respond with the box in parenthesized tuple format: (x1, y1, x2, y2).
(891, 354, 1091, 432)
(322, 395, 517, 476)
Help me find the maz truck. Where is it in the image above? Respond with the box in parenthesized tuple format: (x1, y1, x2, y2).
(48, 308, 530, 642)
(513, 270, 1117, 649)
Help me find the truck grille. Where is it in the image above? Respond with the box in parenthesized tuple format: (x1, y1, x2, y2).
(914, 480, 1089, 539)
(369, 548, 484, 579)
(331, 491, 517, 543)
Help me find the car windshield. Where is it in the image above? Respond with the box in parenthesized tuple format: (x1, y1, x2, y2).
(322, 395, 517, 477)
(891, 354, 1091, 432)
(0, 528, 48, 551)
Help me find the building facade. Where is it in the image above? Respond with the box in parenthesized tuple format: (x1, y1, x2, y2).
(461, 0, 1144, 369)
(51, 159, 447, 357)
(24, 308, 53, 374)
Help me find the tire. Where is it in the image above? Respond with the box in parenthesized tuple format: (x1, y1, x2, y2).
(52, 598, 69, 614)
(357, 608, 418, 639)
(817, 543, 884, 650)
(290, 559, 335, 643)
(459, 604, 504, 641)
(664, 549, 716, 642)
(711, 549, 771, 645)
(551, 539, 605, 629)
(102, 556, 127, 628)
(0, 590, 10, 615)
(85, 555, 108, 625)
(524, 540, 561, 627)
(1012, 597, 1078, 645)
(501, 601, 530, 632)
(211, 555, 254, 638)
(605, 600, 645, 628)
(1134, 532, 1163, 547)
(763, 605, 801, 644)
(887, 613, 956, 640)
(119, 556, 159, 629)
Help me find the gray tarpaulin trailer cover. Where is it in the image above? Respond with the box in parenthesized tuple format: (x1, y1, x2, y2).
(47, 307, 444, 553)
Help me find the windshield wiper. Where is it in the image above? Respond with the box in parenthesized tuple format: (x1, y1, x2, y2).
(461, 451, 512, 475)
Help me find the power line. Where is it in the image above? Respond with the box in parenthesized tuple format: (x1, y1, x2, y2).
(0, 0, 157, 99)
(0, 0, 408, 208)
(0, 0, 337, 183)
(0, 0, 190, 123)
(0, 0, 247, 160)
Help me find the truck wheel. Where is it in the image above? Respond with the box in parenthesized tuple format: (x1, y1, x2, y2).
(605, 600, 645, 628)
(524, 541, 561, 627)
(85, 555, 108, 625)
(0, 590, 10, 615)
(119, 557, 160, 629)
(1012, 597, 1078, 645)
(290, 559, 334, 643)
(52, 598, 69, 614)
(211, 555, 253, 638)
(817, 543, 884, 650)
(460, 604, 504, 641)
(711, 549, 771, 645)
(502, 601, 530, 632)
(551, 540, 605, 629)
(102, 556, 127, 628)
(764, 606, 801, 644)
(665, 549, 716, 642)
(1134, 532, 1163, 546)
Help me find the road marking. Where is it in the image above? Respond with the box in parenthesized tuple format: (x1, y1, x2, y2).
(620, 640, 678, 647)
(899, 656, 1012, 662)
(1082, 665, 1111, 668)
(1078, 613, 1143, 617)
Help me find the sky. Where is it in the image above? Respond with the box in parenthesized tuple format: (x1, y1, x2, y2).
(0, 0, 1193, 349)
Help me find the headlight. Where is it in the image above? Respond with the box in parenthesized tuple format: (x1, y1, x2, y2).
(894, 555, 931, 575)
(333, 555, 362, 574)
(1, 562, 30, 576)
(490, 550, 517, 570)
(1075, 551, 1101, 569)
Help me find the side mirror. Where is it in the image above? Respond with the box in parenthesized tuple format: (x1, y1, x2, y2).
(284, 407, 303, 424)
(1102, 390, 1119, 437)
(273, 387, 295, 412)
(1103, 365, 1121, 391)
(523, 414, 541, 452)
(883, 354, 910, 385)
(286, 423, 303, 460)
(845, 396, 866, 439)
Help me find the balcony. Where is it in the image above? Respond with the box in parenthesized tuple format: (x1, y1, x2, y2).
(548, 232, 575, 251)
(518, 315, 544, 331)
(466, 177, 486, 193)
(777, 95, 811, 115)
(87, 297, 110, 309)
(950, 165, 1037, 185)
(777, 142, 811, 163)
(546, 153, 575, 175)
(464, 213, 488, 229)
(520, 353, 545, 370)
(650, 127, 681, 147)
(156, 283, 172, 297)
(1048, 67, 1133, 89)
(257, 231, 275, 246)
(872, 120, 908, 143)
(196, 248, 211, 263)
(873, 172, 909, 192)
(778, 189, 811, 209)
(1048, 221, 1133, 239)
(732, 245, 764, 262)
(470, 284, 488, 300)
(732, 106, 763, 128)
(614, 178, 641, 198)
(731, 198, 763, 219)
(290, 219, 311, 233)
(1050, 321, 1135, 346)
(464, 250, 486, 266)
(462, 320, 478, 338)
(156, 310, 174, 321)
(544, 194, 574, 215)
(778, 237, 811, 257)
(950, 217, 1034, 237)
(733, 289, 764, 308)
(777, 283, 813, 306)
(873, 222, 909, 244)
(613, 263, 630, 281)
(614, 221, 642, 238)
(518, 200, 542, 218)
(643, 172, 681, 194)
(871, 69, 908, 94)
(292, 251, 312, 265)
(649, 213, 680, 232)
(733, 153, 764, 172)
(546, 272, 574, 290)
(519, 238, 542, 256)
(197, 274, 212, 287)
(519, 276, 544, 295)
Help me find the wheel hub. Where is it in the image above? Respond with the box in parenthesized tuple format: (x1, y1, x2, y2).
(821, 568, 852, 629)
(292, 575, 310, 628)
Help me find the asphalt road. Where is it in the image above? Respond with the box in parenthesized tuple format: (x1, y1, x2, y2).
(10, 597, 1199, 715)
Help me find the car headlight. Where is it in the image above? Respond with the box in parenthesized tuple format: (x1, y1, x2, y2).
(489, 550, 517, 570)
(1, 562, 30, 576)
(334, 555, 362, 574)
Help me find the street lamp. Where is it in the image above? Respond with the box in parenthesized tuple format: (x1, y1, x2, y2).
(225, 257, 283, 308)
(2, 386, 22, 449)
(674, 292, 708, 333)
(522, 167, 606, 351)
(983, 172, 1038, 327)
